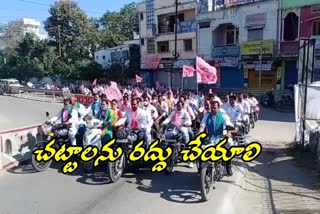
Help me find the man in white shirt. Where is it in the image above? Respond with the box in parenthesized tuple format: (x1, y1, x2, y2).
(237, 94, 250, 125)
(125, 98, 153, 147)
(223, 95, 244, 123)
(51, 98, 79, 146)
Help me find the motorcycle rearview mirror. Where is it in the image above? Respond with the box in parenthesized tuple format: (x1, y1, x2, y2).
(46, 112, 50, 117)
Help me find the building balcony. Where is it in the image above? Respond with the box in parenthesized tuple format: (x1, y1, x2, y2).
(279, 40, 299, 56)
(158, 20, 196, 35)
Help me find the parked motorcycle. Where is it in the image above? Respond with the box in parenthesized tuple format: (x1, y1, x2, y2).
(31, 112, 71, 172)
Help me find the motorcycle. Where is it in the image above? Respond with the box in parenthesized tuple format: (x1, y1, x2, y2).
(197, 125, 235, 201)
(249, 112, 255, 129)
(162, 124, 186, 175)
(80, 115, 104, 172)
(106, 118, 150, 183)
(31, 112, 71, 172)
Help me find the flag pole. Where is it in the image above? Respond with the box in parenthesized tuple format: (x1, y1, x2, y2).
(182, 73, 184, 91)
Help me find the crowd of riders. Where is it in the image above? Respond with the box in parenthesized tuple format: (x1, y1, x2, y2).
(49, 87, 260, 176)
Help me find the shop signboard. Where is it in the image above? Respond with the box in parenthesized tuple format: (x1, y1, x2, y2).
(173, 59, 195, 68)
(177, 20, 197, 33)
(141, 55, 161, 69)
(241, 40, 274, 60)
(212, 45, 240, 67)
(159, 58, 175, 69)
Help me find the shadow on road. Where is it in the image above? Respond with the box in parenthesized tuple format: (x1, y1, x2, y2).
(259, 108, 295, 123)
(127, 167, 204, 204)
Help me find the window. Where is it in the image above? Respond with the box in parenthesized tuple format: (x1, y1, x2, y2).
(247, 28, 263, 41)
(178, 13, 185, 22)
(146, 0, 154, 11)
(141, 38, 145, 45)
(157, 41, 169, 53)
(226, 25, 239, 44)
(147, 38, 155, 53)
(283, 12, 298, 41)
(199, 21, 210, 28)
(311, 5, 320, 13)
(184, 39, 193, 51)
(312, 21, 320, 36)
(146, 11, 155, 29)
(140, 13, 144, 20)
(103, 56, 106, 60)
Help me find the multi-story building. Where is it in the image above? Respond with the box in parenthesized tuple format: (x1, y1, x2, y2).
(197, 0, 279, 91)
(94, 42, 141, 78)
(278, 0, 320, 88)
(21, 18, 46, 40)
(138, 0, 197, 88)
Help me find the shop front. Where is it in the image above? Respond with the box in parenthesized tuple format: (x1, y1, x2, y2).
(241, 40, 277, 92)
(212, 45, 243, 89)
(140, 54, 161, 85)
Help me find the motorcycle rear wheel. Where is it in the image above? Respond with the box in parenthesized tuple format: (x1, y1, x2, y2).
(107, 155, 125, 183)
(200, 164, 213, 202)
(31, 142, 52, 172)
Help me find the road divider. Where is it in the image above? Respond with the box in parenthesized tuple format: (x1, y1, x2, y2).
(0, 124, 45, 171)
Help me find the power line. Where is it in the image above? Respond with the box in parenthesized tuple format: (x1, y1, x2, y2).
(17, 0, 106, 15)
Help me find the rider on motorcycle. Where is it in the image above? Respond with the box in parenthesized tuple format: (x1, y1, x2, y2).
(223, 94, 245, 135)
(51, 98, 79, 146)
(198, 100, 234, 176)
(142, 94, 159, 138)
(124, 98, 153, 147)
(100, 99, 115, 143)
(162, 101, 193, 168)
(237, 94, 250, 127)
(86, 93, 102, 119)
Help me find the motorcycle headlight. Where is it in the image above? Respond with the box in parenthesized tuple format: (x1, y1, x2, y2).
(117, 130, 127, 139)
(42, 124, 53, 135)
(127, 133, 137, 142)
(56, 128, 68, 137)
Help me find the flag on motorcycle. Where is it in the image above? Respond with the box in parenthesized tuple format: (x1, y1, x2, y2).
(135, 74, 143, 83)
(183, 65, 195, 77)
(196, 56, 217, 84)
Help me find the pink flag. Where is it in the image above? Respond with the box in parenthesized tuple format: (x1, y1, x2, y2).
(196, 56, 217, 84)
(92, 78, 97, 86)
(105, 84, 122, 101)
(110, 81, 117, 86)
(183, 65, 195, 78)
(135, 74, 143, 83)
(156, 81, 160, 90)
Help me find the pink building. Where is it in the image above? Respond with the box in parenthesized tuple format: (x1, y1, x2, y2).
(300, 5, 320, 38)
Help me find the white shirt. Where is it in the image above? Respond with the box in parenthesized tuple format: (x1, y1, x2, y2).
(160, 102, 169, 115)
(125, 108, 153, 130)
(223, 103, 244, 123)
(163, 109, 192, 127)
(237, 100, 251, 114)
(143, 104, 159, 120)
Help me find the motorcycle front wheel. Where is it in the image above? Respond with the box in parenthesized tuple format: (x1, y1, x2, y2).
(200, 163, 214, 202)
(31, 141, 52, 172)
(107, 154, 125, 183)
(164, 146, 177, 175)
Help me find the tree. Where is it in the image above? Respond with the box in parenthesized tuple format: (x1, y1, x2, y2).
(0, 20, 24, 52)
(44, 0, 98, 61)
(99, 2, 139, 48)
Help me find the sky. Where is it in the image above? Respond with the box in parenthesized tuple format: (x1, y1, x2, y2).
(0, 0, 138, 28)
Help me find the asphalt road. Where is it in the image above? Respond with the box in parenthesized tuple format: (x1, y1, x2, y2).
(0, 96, 61, 131)
(0, 99, 296, 214)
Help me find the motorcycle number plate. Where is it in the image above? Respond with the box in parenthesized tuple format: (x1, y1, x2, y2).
(117, 139, 128, 143)
(166, 139, 177, 143)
